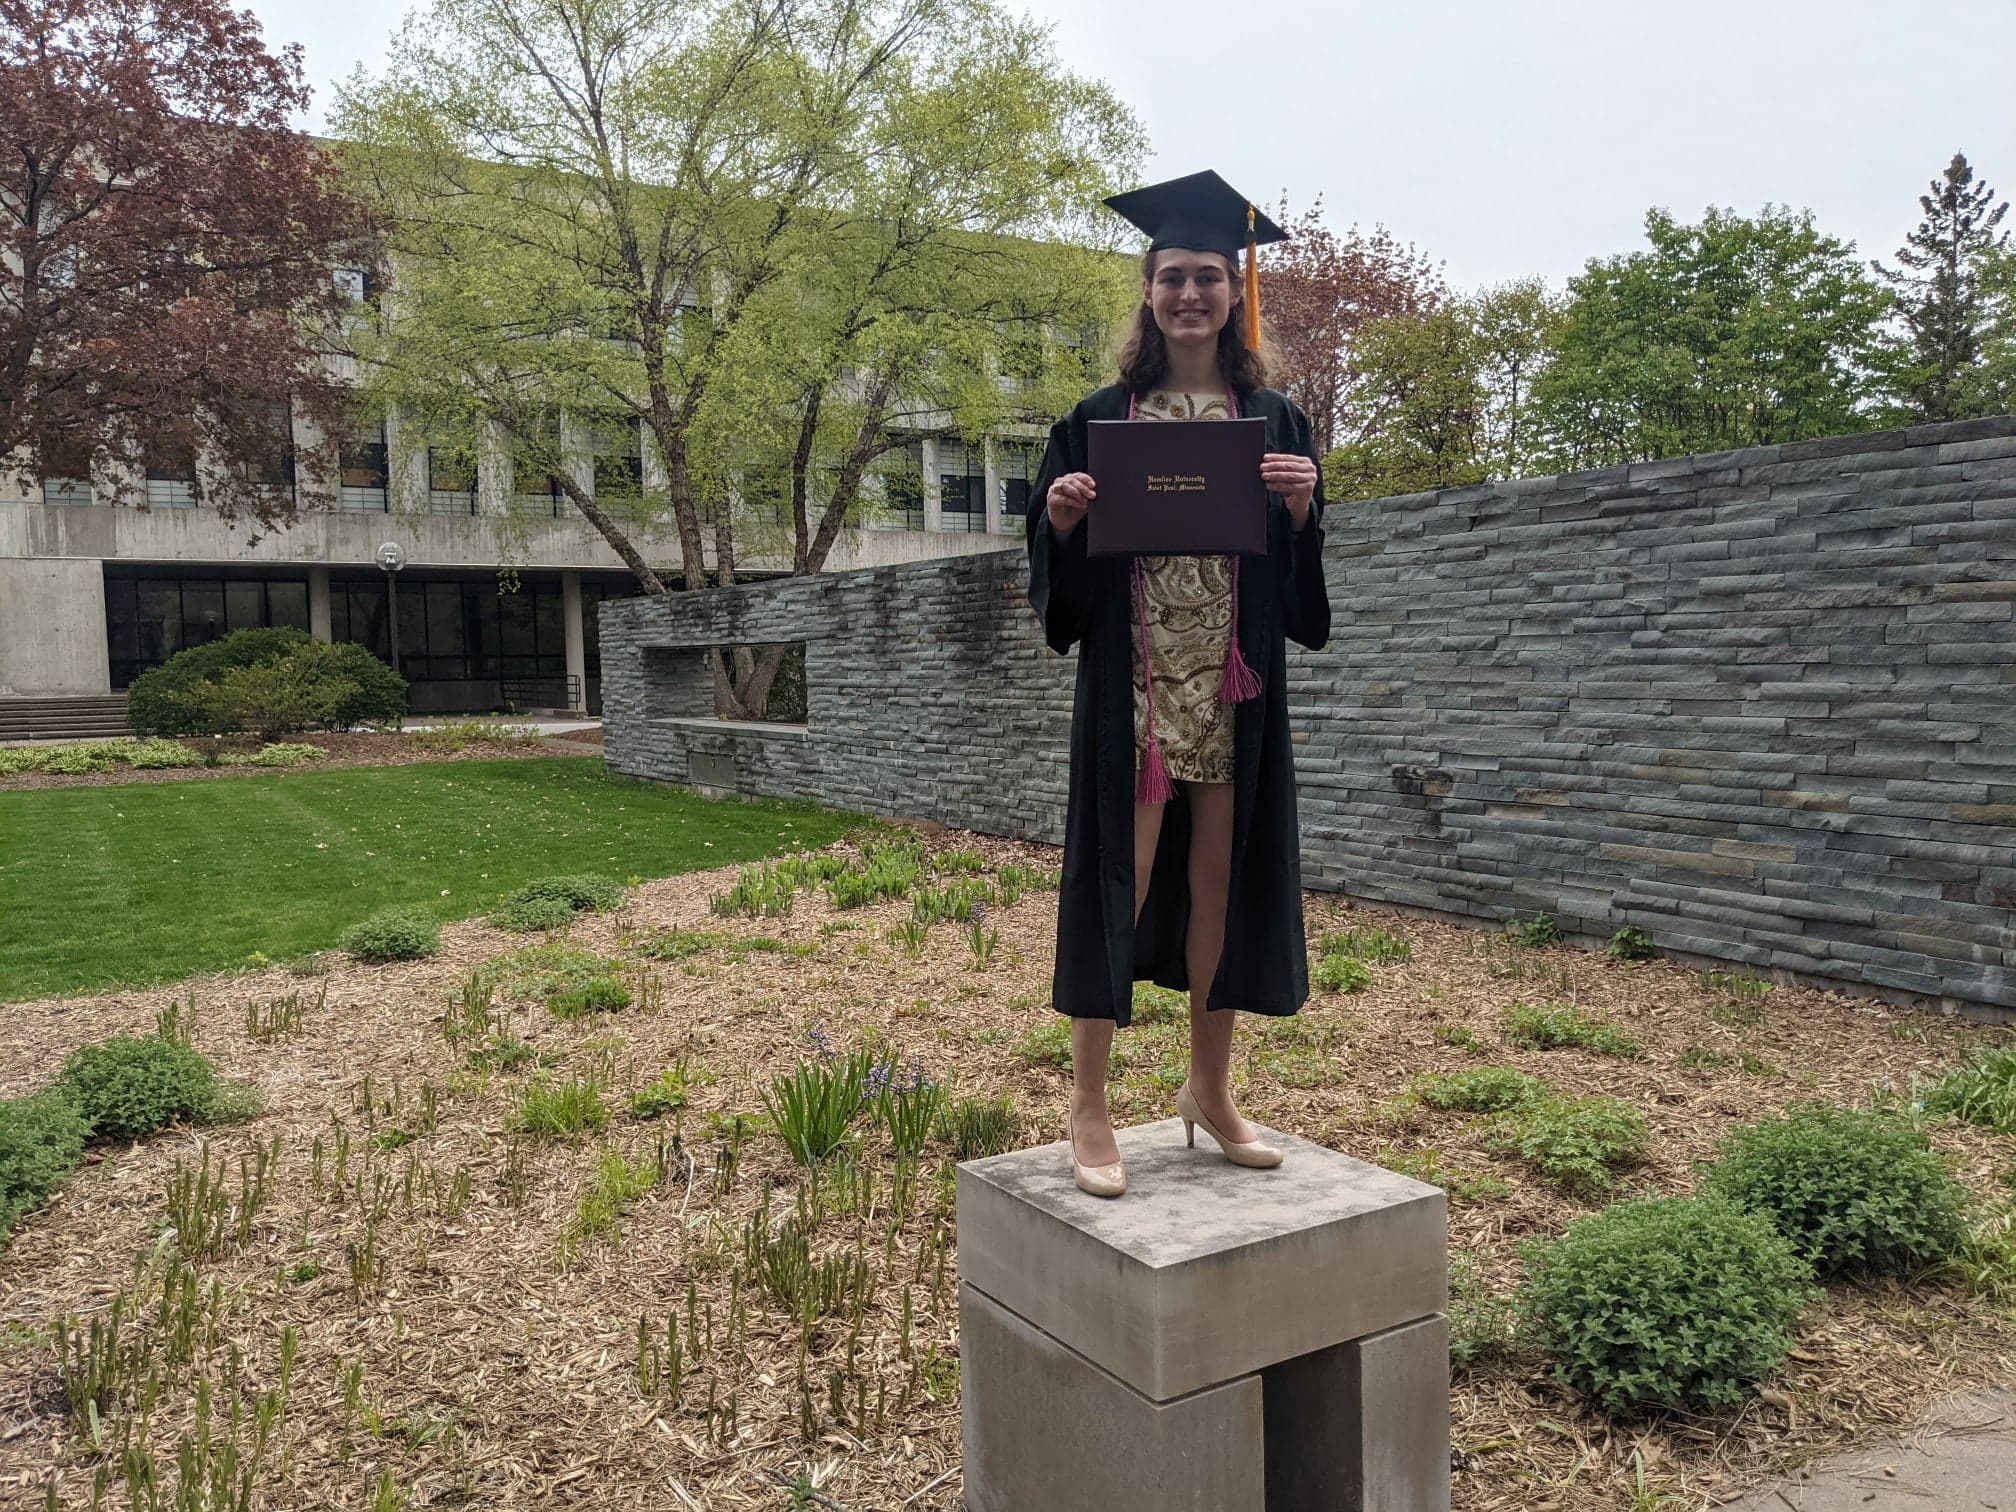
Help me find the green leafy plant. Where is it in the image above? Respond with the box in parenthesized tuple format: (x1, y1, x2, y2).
(548, 976, 633, 1021)
(1518, 1195, 1817, 1416)
(634, 928, 723, 960)
(0, 1089, 90, 1243)
(1697, 1102, 1968, 1275)
(886, 919, 929, 957)
(936, 1094, 1019, 1161)
(1432, 1024, 1489, 1055)
(1506, 912, 1562, 947)
(1606, 924, 1654, 960)
(512, 1076, 611, 1140)
(762, 1053, 873, 1165)
(1320, 927, 1411, 962)
(1922, 1046, 2016, 1135)
(875, 1067, 948, 1156)
(1411, 1067, 1546, 1114)
(1311, 954, 1372, 993)
(1482, 1095, 1649, 1197)
(557, 1145, 664, 1265)
(1502, 1001, 1641, 1057)
(1448, 1252, 1521, 1369)
(340, 906, 441, 963)
(61, 1035, 218, 1142)
(1379, 1146, 1512, 1205)
(629, 1064, 695, 1121)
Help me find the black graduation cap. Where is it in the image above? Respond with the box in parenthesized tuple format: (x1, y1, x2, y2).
(1101, 170, 1289, 260)
(1102, 170, 1288, 349)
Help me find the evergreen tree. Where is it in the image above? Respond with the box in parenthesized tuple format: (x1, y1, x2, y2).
(1876, 151, 2009, 421)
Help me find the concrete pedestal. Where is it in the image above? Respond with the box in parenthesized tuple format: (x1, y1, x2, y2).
(956, 1118, 1450, 1512)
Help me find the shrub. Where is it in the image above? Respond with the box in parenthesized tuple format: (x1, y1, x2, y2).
(1507, 912, 1562, 947)
(126, 738, 202, 770)
(1519, 1195, 1816, 1417)
(1697, 1102, 1969, 1275)
(548, 977, 633, 1021)
(340, 907, 441, 963)
(1923, 1046, 2016, 1135)
(1502, 1001, 1640, 1058)
(60, 1036, 217, 1142)
(240, 742, 325, 768)
(490, 894, 578, 933)
(490, 875, 625, 928)
(0, 1090, 91, 1242)
(129, 628, 405, 738)
(1412, 1067, 1546, 1114)
(1482, 1095, 1649, 1197)
(937, 1094, 1020, 1161)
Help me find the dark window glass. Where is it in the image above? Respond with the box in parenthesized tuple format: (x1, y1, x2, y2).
(345, 583, 389, 659)
(225, 581, 264, 630)
(396, 583, 426, 671)
(426, 583, 465, 659)
(105, 579, 140, 663)
(269, 580, 309, 630)
(182, 580, 226, 646)
(534, 584, 565, 671)
(136, 582, 182, 664)
(340, 411, 389, 509)
(499, 587, 537, 658)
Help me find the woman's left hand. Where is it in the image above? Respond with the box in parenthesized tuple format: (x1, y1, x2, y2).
(1261, 453, 1318, 529)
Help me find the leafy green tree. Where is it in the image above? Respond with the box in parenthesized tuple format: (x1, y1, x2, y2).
(1324, 306, 1487, 502)
(1531, 205, 1893, 466)
(1470, 278, 1565, 479)
(335, 0, 1139, 716)
(1875, 151, 2010, 421)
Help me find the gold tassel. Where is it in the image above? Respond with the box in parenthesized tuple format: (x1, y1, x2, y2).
(1243, 203, 1261, 352)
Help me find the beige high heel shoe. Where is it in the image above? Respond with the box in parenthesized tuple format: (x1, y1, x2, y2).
(1176, 1083, 1283, 1169)
(1068, 1113, 1127, 1198)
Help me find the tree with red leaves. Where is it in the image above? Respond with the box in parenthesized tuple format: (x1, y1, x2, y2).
(1, 0, 373, 523)
(1260, 199, 1444, 458)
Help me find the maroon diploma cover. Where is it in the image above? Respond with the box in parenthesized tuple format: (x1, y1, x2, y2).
(1084, 416, 1268, 557)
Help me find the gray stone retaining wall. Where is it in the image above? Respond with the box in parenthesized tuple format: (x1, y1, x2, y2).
(602, 414, 2016, 1017)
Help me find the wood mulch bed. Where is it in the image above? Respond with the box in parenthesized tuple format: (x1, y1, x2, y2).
(0, 728, 602, 793)
(0, 831, 2010, 1509)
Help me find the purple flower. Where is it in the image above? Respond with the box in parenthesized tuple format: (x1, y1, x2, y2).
(971, 901, 989, 923)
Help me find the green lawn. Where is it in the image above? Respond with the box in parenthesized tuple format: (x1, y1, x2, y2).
(0, 758, 864, 1001)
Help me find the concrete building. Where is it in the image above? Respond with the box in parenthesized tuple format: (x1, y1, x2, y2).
(0, 283, 1050, 718)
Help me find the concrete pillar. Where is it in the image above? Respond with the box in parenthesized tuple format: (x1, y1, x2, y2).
(983, 437, 1004, 535)
(956, 1119, 1450, 1512)
(919, 435, 941, 532)
(0, 558, 111, 695)
(562, 569, 587, 713)
(308, 566, 332, 642)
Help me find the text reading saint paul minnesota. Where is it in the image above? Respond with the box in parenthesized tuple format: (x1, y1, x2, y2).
(2, 0, 2014, 1507)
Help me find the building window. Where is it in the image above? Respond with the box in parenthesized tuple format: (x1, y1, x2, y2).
(105, 571, 312, 687)
(591, 416, 643, 499)
(996, 442, 1040, 531)
(870, 439, 925, 531)
(144, 440, 198, 509)
(333, 264, 380, 302)
(340, 413, 389, 511)
(40, 435, 92, 506)
(242, 400, 295, 494)
(937, 440, 988, 534)
(428, 448, 476, 514)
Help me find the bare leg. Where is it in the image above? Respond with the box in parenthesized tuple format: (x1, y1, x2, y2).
(1069, 797, 1163, 1168)
(1181, 780, 1258, 1143)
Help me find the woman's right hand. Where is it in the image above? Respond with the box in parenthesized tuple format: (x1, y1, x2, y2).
(1046, 472, 1095, 541)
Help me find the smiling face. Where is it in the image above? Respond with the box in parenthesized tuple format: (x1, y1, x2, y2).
(1145, 248, 1236, 348)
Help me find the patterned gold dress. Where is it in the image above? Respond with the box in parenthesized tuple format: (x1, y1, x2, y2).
(1131, 389, 1237, 786)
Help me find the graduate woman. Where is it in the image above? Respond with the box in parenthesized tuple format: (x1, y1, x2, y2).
(1026, 170, 1332, 1198)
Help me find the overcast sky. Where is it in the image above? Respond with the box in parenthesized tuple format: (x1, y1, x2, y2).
(248, 0, 2016, 292)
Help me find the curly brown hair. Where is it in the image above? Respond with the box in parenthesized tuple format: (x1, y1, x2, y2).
(1113, 247, 1274, 397)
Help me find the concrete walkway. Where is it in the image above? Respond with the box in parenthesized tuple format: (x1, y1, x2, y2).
(1719, 1388, 2015, 1511)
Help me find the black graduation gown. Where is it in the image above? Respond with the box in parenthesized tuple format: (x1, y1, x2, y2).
(1026, 383, 1332, 1028)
